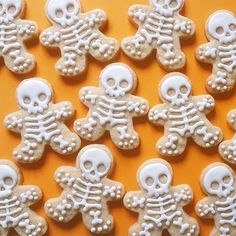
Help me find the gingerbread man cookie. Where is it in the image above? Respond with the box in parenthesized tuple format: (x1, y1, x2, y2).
(124, 159, 199, 236)
(121, 0, 195, 70)
(4, 78, 81, 163)
(40, 0, 119, 76)
(148, 72, 223, 156)
(45, 144, 124, 234)
(219, 109, 236, 164)
(0, 159, 47, 236)
(196, 163, 236, 236)
(0, 0, 37, 73)
(74, 63, 149, 150)
(196, 10, 236, 93)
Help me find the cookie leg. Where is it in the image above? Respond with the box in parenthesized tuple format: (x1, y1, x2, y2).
(5, 48, 35, 74)
(193, 125, 222, 148)
(209, 227, 230, 236)
(157, 133, 186, 156)
(157, 43, 186, 70)
(74, 117, 105, 141)
(206, 70, 234, 93)
(110, 125, 140, 149)
(56, 52, 86, 76)
(121, 35, 153, 59)
(13, 140, 45, 163)
(128, 222, 158, 236)
(50, 128, 80, 155)
(14, 214, 47, 236)
(219, 136, 236, 164)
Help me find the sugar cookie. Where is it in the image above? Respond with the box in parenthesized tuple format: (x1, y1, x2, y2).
(74, 63, 149, 150)
(0, 0, 37, 73)
(148, 72, 223, 156)
(4, 78, 81, 163)
(0, 159, 47, 235)
(45, 144, 125, 234)
(40, 0, 119, 76)
(196, 10, 236, 93)
(124, 158, 199, 236)
(196, 162, 236, 236)
(121, 0, 195, 70)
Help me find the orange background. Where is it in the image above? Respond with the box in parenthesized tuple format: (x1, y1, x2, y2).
(0, 0, 236, 235)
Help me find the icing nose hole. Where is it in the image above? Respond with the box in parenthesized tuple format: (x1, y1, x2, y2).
(33, 101, 39, 107)
(91, 170, 95, 176)
(66, 15, 71, 20)
(226, 32, 231, 36)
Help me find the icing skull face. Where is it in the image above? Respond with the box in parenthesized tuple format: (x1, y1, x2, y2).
(79, 148, 112, 183)
(17, 79, 52, 115)
(160, 75, 191, 106)
(203, 165, 234, 198)
(150, 0, 183, 17)
(208, 12, 236, 44)
(0, 0, 22, 24)
(0, 165, 18, 198)
(100, 64, 135, 98)
(138, 162, 172, 197)
(47, 0, 80, 27)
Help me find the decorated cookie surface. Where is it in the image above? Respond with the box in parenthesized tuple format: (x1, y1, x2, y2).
(0, 159, 47, 235)
(4, 78, 81, 163)
(196, 163, 236, 236)
(148, 72, 223, 156)
(124, 158, 199, 236)
(0, 0, 38, 73)
(45, 144, 125, 234)
(196, 10, 236, 93)
(74, 63, 149, 150)
(40, 0, 119, 76)
(121, 0, 195, 70)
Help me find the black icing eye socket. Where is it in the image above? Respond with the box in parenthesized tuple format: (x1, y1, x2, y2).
(120, 80, 129, 89)
(223, 176, 231, 184)
(0, 4, 3, 12)
(56, 9, 63, 18)
(3, 177, 13, 186)
(211, 181, 219, 190)
(167, 88, 176, 97)
(38, 93, 47, 101)
(98, 164, 106, 173)
(84, 161, 93, 170)
(23, 96, 31, 104)
(169, 0, 178, 8)
(145, 177, 154, 186)
(106, 78, 116, 87)
(159, 174, 168, 184)
(180, 85, 188, 94)
(229, 24, 236, 31)
(155, 0, 165, 4)
(7, 5, 16, 14)
(67, 4, 75, 13)
(216, 26, 224, 35)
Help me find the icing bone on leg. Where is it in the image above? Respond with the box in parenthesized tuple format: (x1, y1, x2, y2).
(148, 72, 223, 156)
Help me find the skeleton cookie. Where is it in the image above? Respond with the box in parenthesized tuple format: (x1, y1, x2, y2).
(45, 144, 124, 234)
(0, 0, 37, 73)
(40, 0, 119, 77)
(4, 78, 81, 163)
(148, 72, 222, 156)
(196, 10, 236, 93)
(219, 109, 236, 164)
(124, 159, 199, 236)
(196, 163, 236, 236)
(121, 0, 195, 70)
(74, 63, 149, 150)
(0, 160, 47, 235)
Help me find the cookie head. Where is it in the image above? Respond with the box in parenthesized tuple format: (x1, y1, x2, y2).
(78, 147, 112, 183)
(0, 165, 18, 198)
(202, 165, 234, 198)
(100, 64, 136, 98)
(138, 161, 172, 197)
(16, 79, 52, 115)
(150, 0, 183, 17)
(0, 0, 23, 23)
(160, 74, 191, 106)
(207, 11, 236, 44)
(46, 0, 80, 27)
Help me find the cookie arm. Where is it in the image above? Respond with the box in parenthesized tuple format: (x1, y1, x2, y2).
(193, 95, 215, 114)
(124, 191, 146, 213)
(127, 95, 149, 117)
(172, 185, 193, 206)
(51, 102, 74, 121)
(79, 87, 99, 108)
(227, 109, 236, 130)
(83, 9, 106, 28)
(196, 197, 216, 219)
(174, 16, 195, 37)
(18, 185, 42, 206)
(196, 42, 218, 64)
(148, 104, 168, 126)
(40, 26, 62, 47)
(4, 111, 24, 133)
(128, 5, 151, 25)
(102, 179, 125, 200)
(16, 19, 38, 40)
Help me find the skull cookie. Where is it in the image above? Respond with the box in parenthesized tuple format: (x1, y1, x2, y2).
(0, 159, 47, 235)
(74, 63, 149, 150)
(4, 78, 81, 163)
(45, 144, 125, 234)
(124, 159, 199, 236)
(148, 72, 223, 156)
(196, 163, 236, 236)
(0, 0, 37, 73)
(196, 10, 236, 93)
(40, 0, 119, 77)
(121, 0, 195, 70)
